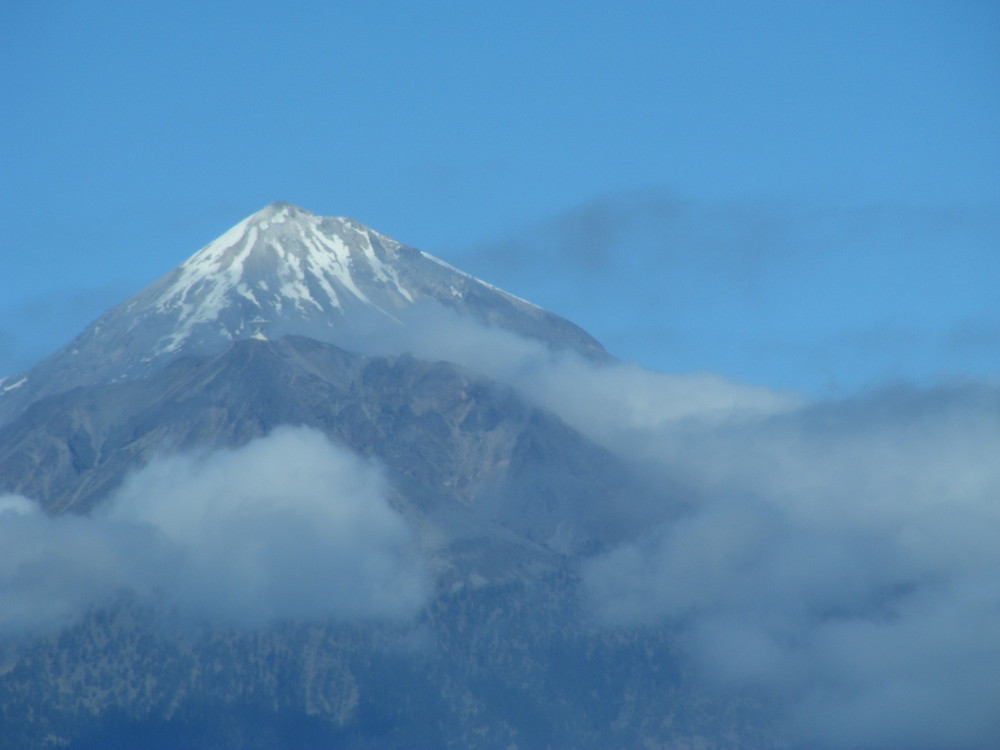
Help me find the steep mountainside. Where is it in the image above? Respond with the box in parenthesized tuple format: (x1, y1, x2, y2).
(0, 335, 636, 555)
(0, 203, 607, 426)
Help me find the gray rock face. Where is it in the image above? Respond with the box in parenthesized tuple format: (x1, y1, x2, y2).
(0, 336, 635, 556)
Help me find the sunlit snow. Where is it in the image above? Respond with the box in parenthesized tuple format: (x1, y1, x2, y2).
(147, 203, 426, 355)
(1, 377, 27, 393)
(59, 202, 553, 368)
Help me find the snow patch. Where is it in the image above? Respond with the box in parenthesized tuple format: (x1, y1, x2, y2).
(235, 283, 259, 306)
(1, 377, 27, 393)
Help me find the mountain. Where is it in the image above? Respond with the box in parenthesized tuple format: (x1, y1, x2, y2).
(0, 204, 764, 749)
(0, 335, 636, 552)
(0, 202, 607, 426)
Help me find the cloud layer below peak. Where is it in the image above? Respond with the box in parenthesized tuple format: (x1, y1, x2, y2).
(0, 427, 428, 635)
(582, 381, 1000, 749)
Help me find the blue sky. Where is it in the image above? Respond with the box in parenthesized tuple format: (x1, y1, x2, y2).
(2, 1, 998, 394)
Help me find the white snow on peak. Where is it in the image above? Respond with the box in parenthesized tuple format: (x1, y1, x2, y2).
(1, 376, 27, 393)
(149, 204, 417, 353)
(128, 202, 557, 362)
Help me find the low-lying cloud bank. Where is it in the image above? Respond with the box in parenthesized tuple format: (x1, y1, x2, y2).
(0, 427, 428, 635)
(583, 381, 1000, 749)
(306, 305, 1000, 747)
(3, 303, 997, 748)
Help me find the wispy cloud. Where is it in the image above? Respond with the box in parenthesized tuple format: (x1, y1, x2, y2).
(0, 427, 429, 636)
(581, 381, 1000, 749)
(451, 193, 1000, 392)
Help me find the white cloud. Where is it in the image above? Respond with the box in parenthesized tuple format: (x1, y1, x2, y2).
(582, 383, 1000, 749)
(0, 427, 429, 635)
(337, 308, 1000, 747)
(0, 494, 149, 636)
(308, 300, 802, 437)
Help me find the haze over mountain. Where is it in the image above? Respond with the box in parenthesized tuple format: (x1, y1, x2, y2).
(1, 206, 998, 749)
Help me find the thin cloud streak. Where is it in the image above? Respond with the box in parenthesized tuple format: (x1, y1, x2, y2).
(451, 193, 1000, 392)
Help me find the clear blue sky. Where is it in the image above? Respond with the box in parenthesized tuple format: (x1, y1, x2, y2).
(2, 1, 998, 394)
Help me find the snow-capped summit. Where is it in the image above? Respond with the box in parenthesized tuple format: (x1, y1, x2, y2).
(148, 202, 420, 356)
(0, 203, 608, 424)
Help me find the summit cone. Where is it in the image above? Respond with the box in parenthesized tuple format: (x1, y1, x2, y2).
(0, 204, 607, 424)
